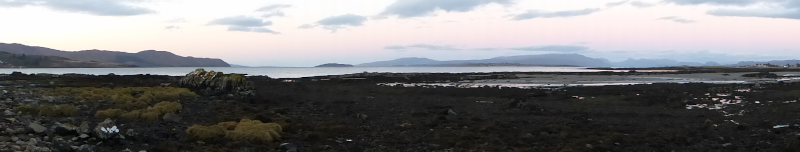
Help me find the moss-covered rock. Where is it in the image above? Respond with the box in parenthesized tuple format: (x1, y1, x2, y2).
(179, 68, 255, 100)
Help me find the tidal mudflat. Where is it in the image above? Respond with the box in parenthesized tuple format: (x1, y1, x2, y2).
(383, 72, 800, 88)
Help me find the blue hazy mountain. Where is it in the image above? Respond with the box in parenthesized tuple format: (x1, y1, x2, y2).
(612, 58, 723, 68)
(731, 60, 800, 66)
(357, 57, 441, 67)
(357, 54, 613, 67)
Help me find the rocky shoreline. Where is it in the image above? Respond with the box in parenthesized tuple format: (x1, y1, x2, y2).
(2, 69, 800, 151)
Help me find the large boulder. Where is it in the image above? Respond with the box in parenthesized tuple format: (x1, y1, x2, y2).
(179, 68, 256, 100)
(93, 118, 118, 139)
(742, 72, 778, 78)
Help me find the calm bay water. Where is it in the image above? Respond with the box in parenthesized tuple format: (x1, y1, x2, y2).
(0, 66, 597, 78)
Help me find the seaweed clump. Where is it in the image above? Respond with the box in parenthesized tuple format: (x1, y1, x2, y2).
(95, 101, 183, 121)
(185, 119, 282, 143)
(186, 125, 227, 141)
(39, 104, 79, 117)
(12, 105, 38, 115)
(14, 104, 78, 117)
(95, 108, 124, 119)
(179, 68, 255, 100)
(226, 119, 282, 143)
(49, 87, 197, 109)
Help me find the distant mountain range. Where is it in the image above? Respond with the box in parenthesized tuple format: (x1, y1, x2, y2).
(613, 58, 721, 67)
(0, 43, 229, 67)
(315, 63, 354, 67)
(729, 60, 800, 67)
(3, 42, 797, 68)
(357, 54, 799, 68)
(357, 57, 440, 67)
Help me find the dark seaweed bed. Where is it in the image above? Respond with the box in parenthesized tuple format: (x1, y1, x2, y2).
(2, 69, 800, 152)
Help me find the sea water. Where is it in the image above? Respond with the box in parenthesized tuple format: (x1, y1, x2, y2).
(0, 66, 599, 78)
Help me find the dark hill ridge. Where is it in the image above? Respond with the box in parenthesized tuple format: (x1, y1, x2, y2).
(0, 51, 135, 68)
(0, 43, 230, 67)
(356, 57, 440, 67)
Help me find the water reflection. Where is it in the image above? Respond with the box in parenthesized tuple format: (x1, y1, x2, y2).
(378, 80, 750, 89)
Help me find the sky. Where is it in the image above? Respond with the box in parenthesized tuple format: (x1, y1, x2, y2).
(1, 0, 799, 67)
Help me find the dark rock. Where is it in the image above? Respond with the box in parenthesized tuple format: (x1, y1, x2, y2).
(145, 125, 180, 142)
(742, 72, 778, 78)
(0, 136, 10, 142)
(357, 113, 368, 120)
(152, 141, 180, 152)
(27, 137, 39, 145)
(125, 129, 137, 140)
(446, 109, 457, 115)
(29, 146, 52, 152)
(52, 124, 79, 136)
(118, 139, 134, 145)
(254, 114, 273, 123)
(50, 141, 73, 152)
(279, 143, 299, 152)
(78, 122, 90, 134)
(736, 124, 748, 131)
(28, 122, 47, 134)
(162, 113, 181, 123)
(10, 71, 24, 77)
(304, 133, 320, 141)
(470, 117, 484, 122)
(76, 145, 94, 152)
(225, 141, 251, 150)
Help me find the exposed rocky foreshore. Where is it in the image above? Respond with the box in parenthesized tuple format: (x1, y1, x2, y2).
(2, 68, 800, 151)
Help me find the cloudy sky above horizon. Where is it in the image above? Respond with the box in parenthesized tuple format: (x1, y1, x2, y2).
(1, 0, 799, 67)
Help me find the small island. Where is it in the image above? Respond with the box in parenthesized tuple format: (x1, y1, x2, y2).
(315, 63, 354, 67)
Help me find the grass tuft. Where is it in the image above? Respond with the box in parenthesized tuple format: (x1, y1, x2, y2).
(186, 125, 227, 141)
(153, 101, 182, 114)
(98, 101, 183, 121)
(185, 119, 283, 143)
(48, 87, 197, 105)
(53, 104, 78, 117)
(225, 119, 283, 144)
(140, 107, 162, 121)
(95, 108, 123, 119)
(22, 104, 79, 117)
(217, 121, 238, 130)
(13, 105, 38, 115)
(120, 109, 142, 120)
